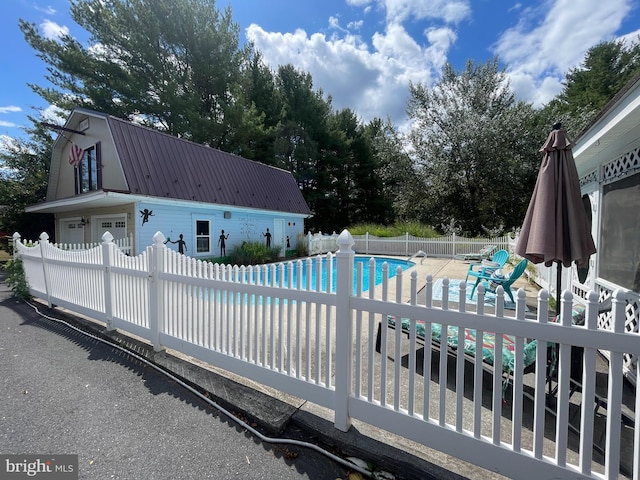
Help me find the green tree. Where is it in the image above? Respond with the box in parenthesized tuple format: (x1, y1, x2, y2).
(407, 58, 541, 235)
(544, 38, 640, 136)
(19, 0, 252, 149)
(323, 108, 383, 228)
(0, 117, 55, 239)
(237, 52, 283, 161)
(272, 65, 335, 231)
(365, 118, 420, 223)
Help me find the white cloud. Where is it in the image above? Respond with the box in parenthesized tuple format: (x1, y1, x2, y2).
(619, 28, 640, 45)
(41, 105, 67, 125)
(424, 27, 457, 71)
(0, 134, 18, 155)
(494, 0, 633, 106)
(245, 0, 470, 129)
(40, 19, 69, 40)
(247, 21, 443, 127)
(346, 0, 374, 7)
(0, 106, 21, 129)
(246, 0, 636, 129)
(35, 5, 57, 15)
(382, 0, 471, 24)
(0, 106, 21, 114)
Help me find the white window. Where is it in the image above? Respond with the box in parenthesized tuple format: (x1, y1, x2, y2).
(76, 145, 100, 193)
(600, 171, 640, 292)
(196, 220, 210, 254)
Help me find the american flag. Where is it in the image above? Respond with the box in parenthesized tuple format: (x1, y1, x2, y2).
(68, 143, 84, 168)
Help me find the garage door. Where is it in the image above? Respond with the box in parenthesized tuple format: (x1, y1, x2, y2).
(93, 216, 127, 243)
(60, 219, 86, 245)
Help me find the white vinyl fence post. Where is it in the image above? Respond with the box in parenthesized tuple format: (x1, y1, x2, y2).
(149, 231, 166, 352)
(605, 289, 626, 477)
(12, 232, 20, 260)
(452, 233, 457, 258)
(101, 231, 115, 331)
(38, 232, 53, 307)
(334, 229, 355, 432)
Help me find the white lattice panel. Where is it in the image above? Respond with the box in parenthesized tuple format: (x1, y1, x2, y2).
(602, 146, 640, 184)
(595, 283, 639, 386)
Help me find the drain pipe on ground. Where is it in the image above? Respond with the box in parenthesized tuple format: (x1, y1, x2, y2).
(25, 301, 377, 479)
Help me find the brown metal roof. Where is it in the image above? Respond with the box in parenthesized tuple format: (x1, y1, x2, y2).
(106, 114, 310, 215)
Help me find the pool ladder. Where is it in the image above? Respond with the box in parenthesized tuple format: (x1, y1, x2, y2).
(408, 250, 426, 264)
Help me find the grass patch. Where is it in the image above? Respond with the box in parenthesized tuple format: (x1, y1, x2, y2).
(347, 221, 440, 238)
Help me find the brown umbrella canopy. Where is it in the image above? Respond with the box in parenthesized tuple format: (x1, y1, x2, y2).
(516, 125, 596, 269)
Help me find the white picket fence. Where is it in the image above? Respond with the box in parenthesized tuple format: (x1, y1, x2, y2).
(18, 233, 134, 256)
(12, 230, 639, 479)
(306, 231, 511, 257)
(352, 232, 511, 257)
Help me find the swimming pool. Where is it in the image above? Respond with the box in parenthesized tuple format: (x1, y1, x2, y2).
(267, 256, 416, 293)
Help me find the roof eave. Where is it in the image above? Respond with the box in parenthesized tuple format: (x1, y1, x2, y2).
(26, 190, 311, 217)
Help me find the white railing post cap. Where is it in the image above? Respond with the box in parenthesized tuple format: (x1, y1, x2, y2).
(152, 231, 167, 245)
(336, 229, 354, 252)
(101, 231, 114, 243)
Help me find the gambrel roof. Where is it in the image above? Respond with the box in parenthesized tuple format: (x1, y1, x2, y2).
(31, 108, 310, 216)
(106, 113, 310, 215)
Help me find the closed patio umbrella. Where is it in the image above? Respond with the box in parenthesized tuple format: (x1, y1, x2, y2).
(515, 123, 596, 315)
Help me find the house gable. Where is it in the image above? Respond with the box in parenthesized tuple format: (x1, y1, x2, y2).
(47, 110, 128, 202)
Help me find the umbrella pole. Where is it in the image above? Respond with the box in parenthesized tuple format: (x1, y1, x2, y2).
(555, 261, 562, 317)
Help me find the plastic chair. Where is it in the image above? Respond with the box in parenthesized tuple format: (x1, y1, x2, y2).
(453, 244, 497, 262)
(464, 249, 509, 284)
(469, 258, 529, 303)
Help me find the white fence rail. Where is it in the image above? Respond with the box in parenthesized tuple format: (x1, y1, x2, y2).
(13, 230, 639, 479)
(306, 231, 340, 255)
(307, 231, 511, 258)
(16, 233, 134, 256)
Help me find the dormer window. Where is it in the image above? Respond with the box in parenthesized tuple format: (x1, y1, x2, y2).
(74, 142, 102, 194)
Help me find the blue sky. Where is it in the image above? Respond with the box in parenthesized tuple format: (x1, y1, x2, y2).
(2, 0, 640, 148)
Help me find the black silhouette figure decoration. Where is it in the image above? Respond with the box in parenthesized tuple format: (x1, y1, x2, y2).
(140, 208, 154, 225)
(286, 236, 290, 249)
(218, 230, 229, 256)
(263, 228, 272, 247)
(165, 234, 187, 254)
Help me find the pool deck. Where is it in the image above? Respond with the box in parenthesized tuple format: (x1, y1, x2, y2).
(381, 254, 542, 315)
(326, 256, 634, 478)
(257, 255, 632, 478)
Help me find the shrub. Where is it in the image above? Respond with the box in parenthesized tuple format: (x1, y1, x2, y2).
(294, 234, 308, 258)
(227, 242, 281, 266)
(3, 257, 31, 301)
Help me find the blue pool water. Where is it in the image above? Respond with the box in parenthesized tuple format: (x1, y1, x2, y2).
(267, 256, 415, 293)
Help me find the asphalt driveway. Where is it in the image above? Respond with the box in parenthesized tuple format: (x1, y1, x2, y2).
(0, 276, 350, 480)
